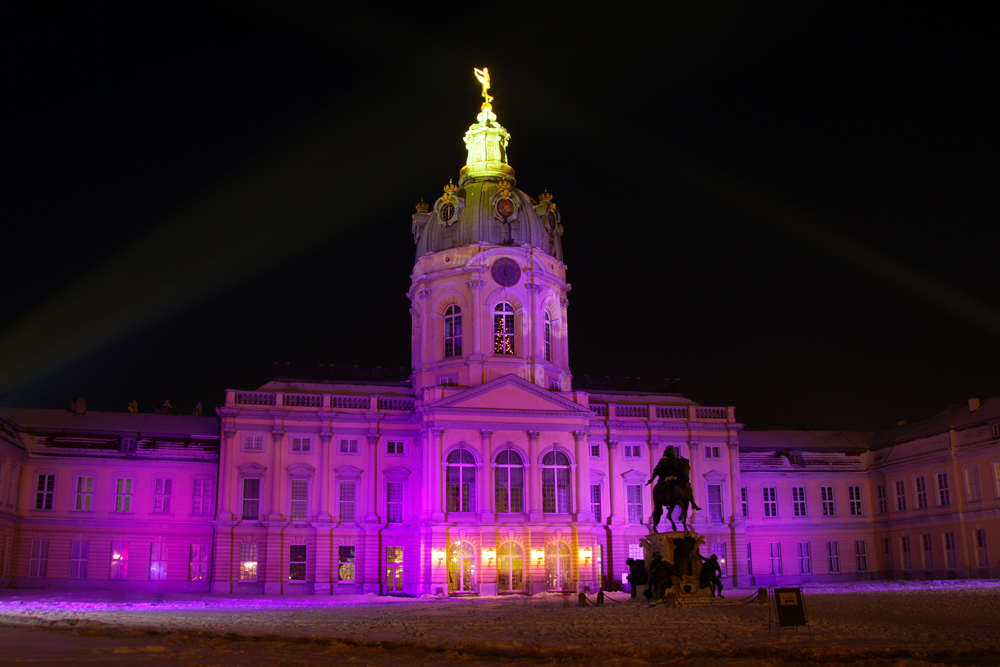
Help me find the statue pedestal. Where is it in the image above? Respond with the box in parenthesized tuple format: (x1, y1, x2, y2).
(640, 531, 710, 600)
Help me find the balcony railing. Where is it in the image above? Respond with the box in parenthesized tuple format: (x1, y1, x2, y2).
(588, 403, 733, 422)
(227, 391, 413, 412)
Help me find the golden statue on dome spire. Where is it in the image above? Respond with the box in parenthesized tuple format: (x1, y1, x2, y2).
(474, 67, 493, 110)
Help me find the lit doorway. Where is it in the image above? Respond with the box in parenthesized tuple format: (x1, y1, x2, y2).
(546, 541, 572, 591)
(386, 547, 403, 594)
(448, 541, 476, 594)
(497, 541, 524, 593)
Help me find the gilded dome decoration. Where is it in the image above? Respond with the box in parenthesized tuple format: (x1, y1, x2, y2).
(436, 179, 463, 227)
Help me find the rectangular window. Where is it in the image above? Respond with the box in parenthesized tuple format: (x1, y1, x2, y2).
(589, 444, 601, 458)
(590, 484, 602, 522)
(338, 545, 356, 581)
(189, 544, 209, 581)
(877, 483, 888, 515)
(242, 478, 260, 521)
(791, 487, 806, 517)
(29, 539, 49, 577)
(849, 485, 863, 516)
(769, 543, 782, 575)
(386, 440, 405, 455)
(977, 529, 988, 568)
(704, 445, 721, 460)
(747, 542, 753, 575)
(821, 486, 836, 516)
(290, 479, 309, 521)
(915, 476, 928, 508)
(339, 439, 358, 454)
(624, 444, 641, 459)
(239, 543, 258, 582)
(291, 436, 311, 452)
(826, 541, 840, 573)
(543, 317, 552, 362)
(707, 484, 723, 523)
(244, 435, 264, 451)
(149, 543, 168, 581)
(922, 534, 933, 569)
(628, 543, 643, 561)
(883, 537, 891, 570)
(762, 486, 777, 517)
(854, 540, 868, 571)
(339, 481, 357, 522)
(387, 481, 403, 523)
(153, 479, 172, 514)
(493, 307, 515, 354)
(964, 466, 981, 502)
(901, 536, 912, 570)
(114, 477, 133, 513)
(437, 375, 457, 386)
(34, 474, 55, 510)
(110, 542, 129, 580)
(711, 542, 728, 576)
(75, 476, 93, 511)
(289, 545, 307, 581)
(741, 487, 748, 517)
(937, 473, 950, 506)
(994, 423, 1000, 439)
(192, 479, 213, 515)
(944, 532, 957, 568)
(70, 540, 89, 579)
(797, 542, 811, 574)
(626, 484, 643, 524)
(895, 480, 907, 511)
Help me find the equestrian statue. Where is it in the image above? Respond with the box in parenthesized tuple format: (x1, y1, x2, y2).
(646, 447, 701, 532)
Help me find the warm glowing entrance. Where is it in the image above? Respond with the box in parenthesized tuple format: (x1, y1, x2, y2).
(546, 541, 572, 591)
(386, 547, 403, 593)
(448, 541, 476, 593)
(497, 541, 524, 593)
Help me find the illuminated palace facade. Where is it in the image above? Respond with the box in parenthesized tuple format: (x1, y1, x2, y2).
(1, 86, 999, 595)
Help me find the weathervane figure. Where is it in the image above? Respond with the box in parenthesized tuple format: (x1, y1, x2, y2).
(474, 67, 493, 108)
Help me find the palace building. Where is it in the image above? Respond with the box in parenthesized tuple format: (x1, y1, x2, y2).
(1, 76, 998, 594)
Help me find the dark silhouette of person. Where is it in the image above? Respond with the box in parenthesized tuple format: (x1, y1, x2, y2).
(645, 553, 678, 602)
(625, 557, 648, 598)
(699, 553, 724, 598)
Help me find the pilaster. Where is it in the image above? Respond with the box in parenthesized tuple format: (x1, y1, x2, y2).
(527, 430, 542, 521)
(573, 430, 592, 522)
(480, 429, 495, 522)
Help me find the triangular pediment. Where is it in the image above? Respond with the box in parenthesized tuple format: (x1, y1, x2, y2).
(430, 374, 591, 414)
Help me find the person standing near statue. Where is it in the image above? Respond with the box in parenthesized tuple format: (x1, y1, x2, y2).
(699, 553, 724, 598)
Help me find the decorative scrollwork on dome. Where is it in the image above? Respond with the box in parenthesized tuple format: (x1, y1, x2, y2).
(437, 179, 464, 227)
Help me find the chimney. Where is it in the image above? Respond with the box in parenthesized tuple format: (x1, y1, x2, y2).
(70, 397, 87, 415)
(968, 397, 981, 412)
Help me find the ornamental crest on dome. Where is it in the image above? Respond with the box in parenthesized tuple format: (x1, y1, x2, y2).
(436, 179, 464, 227)
(490, 179, 523, 245)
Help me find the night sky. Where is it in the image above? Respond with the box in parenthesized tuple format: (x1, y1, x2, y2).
(3, 2, 997, 431)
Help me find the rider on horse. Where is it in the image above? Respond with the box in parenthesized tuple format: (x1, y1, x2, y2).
(646, 447, 701, 511)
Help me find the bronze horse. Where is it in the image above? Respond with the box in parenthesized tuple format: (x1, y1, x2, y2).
(651, 480, 699, 533)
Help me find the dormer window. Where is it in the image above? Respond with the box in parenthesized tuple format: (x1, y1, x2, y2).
(494, 302, 515, 354)
(120, 436, 137, 454)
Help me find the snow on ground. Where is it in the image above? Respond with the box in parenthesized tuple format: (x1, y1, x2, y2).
(2, 580, 1000, 665)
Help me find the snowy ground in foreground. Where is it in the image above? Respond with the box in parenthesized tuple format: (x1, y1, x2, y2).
(2, 580, 1000, 665)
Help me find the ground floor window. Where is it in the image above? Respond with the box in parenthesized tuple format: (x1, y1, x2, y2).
(826, 541, 839, 573)
(546, 541, 572, 591)
(338, 546, 356, 581)
(289, 545, 307, 581)
(497, 541, 524, 593)
(239, 543, 258, 582)
(922, 534, 933, 569)
(110, 542, 129, 580)
(149, 543, 168, 580)
(448, 541, 476, 593)
(189, 544, 209, 581)
(710, 542, 728, 576)
(29, 539, 49, 577)
(769, 543, 782, 575)
(797, 542, 811, 574)
(944, 532, 957, 568)
(854, 540, 868, 572)
(977, 529, 988, 568)
(901, 536, 912, 570)
(386, 547, 403, 592)
(70, 540, 89, 579)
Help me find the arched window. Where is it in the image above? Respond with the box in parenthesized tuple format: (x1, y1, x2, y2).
(494, 302, 515, 354)
(497, 541, 524, 593)
(545, 541, 572, 591)
(444, 305, 462, 358)
(446, 447, 477, 513)
(447, 541, 476, 593)
(544, 311, 552, 362)
(541, 450, 571, 513)
(495, 447, 524, 514)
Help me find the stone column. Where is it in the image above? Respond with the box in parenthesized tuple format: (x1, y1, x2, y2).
(607, 440, 620, 524)
(467, 279, 484, 356)
(267, 429, 284, 522)
(431, 428, 446, 521)
(419, 428, 430, 521)
(365, 434, 380, 523)
(573, 430, 592, 522)
(481, 429, 495, 522)
(317, 432, 332, 522)
(527, 431, 542, 521)
(727, 438, 742, 587)
(218, 426, 236, 521)
(418, 289, 431, 371)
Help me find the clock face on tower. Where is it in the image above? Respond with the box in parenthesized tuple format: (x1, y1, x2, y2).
(490, 257, 521, 287)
